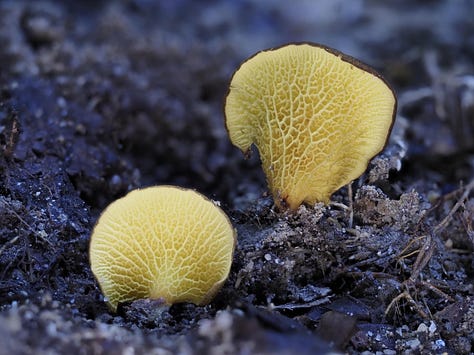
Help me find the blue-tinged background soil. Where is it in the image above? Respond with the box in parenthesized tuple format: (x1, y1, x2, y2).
(0, 1, 473, 354)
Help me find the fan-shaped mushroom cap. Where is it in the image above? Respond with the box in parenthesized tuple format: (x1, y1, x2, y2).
(89, 186, 236, 311)
(225, 43, 396, 209)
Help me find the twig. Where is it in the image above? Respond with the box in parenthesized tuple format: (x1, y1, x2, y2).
(347, 183, 354, 228)
(434, 179, 474, 235)
(0, 235, 20, 257)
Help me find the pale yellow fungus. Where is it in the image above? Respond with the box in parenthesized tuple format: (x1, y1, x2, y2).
(89, 186, 236, 311)
(225, 43, 396, 210)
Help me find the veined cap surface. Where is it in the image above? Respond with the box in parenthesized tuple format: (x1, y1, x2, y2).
(89, 186, 236, 311)
(225, 43, 396, 209)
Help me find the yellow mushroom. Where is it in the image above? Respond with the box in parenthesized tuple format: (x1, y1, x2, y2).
(89, 186, 236, 311)
(225, 43, 397, 210)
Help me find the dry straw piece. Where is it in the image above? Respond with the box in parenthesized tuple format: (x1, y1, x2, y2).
(89, 186, 236, 311)
(225, 43, 397, 209)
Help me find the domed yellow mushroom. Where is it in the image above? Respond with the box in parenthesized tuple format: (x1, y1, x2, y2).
(89, 186, 236, 311)
(225, 43, 396, 210)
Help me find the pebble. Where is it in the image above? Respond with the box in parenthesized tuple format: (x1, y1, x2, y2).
(406, 338, 421, 349)
(417, 323, 428, 333)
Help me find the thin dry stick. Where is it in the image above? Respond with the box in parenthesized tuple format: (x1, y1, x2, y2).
(0, 235, 20, 257)
(385, 290, 430, 319)
(348, 183, 354, 228)
(434, 179, 474, 235)
(329, 183, 354, 227)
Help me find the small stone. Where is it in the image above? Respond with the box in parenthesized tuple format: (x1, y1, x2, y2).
(434, 339, 445, 348)
(406, 338, 421, 349)
(428, 321, 437, 334)
(417, 323, 428, 333)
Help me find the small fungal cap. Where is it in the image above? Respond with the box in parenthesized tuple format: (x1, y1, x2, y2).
(89, 186, 236, 311)
(225, 43, 396, 209)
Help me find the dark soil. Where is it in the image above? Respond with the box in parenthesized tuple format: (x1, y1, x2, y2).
(1, 1, 473, 354)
